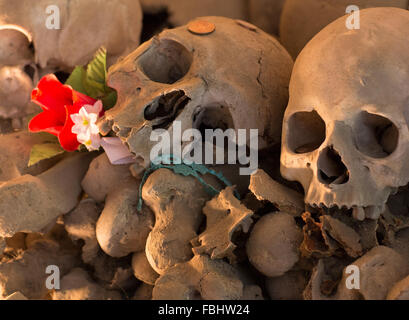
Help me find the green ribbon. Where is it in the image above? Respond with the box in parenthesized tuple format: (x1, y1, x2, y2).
(137, 154, 240, 211)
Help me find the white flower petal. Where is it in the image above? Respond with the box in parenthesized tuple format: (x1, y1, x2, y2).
(95, 100, 103, 113)
(82, 104, 93, 112)
(70, 113, 83, 124)
(84, 134, 101, 151)
(89, 113, 98, 123)
(89, 124, 100, 135)
(85, 100, 103, 115)
(78, 107, 89, 118)
(71, 124, 88, 135)
(77, 132, 91, 144)
(71, 103, 104, 151)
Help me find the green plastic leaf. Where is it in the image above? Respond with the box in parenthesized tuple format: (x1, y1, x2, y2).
(87, 47, 107, 84)
(101, 90, 118, 109)
(83, 47, 108, 98)
(65, 66, 87, 94)
(28, 143, 65, 167)
(64, 47, 117, 110)
(35, 132, 60, 144)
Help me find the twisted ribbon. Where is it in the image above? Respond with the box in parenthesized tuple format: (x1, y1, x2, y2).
(137, 154, 240, 211)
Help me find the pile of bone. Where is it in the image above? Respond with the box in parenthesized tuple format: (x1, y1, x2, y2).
(1, 0, 409, 301)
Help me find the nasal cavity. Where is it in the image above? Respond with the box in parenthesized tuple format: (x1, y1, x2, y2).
(317, 147, 349, 185)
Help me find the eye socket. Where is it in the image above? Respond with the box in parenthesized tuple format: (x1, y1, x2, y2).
(139, 39, 193, 84)
(193, 104, 234, 134)
(144, 90, 190, 129)
(287, 110, 326, 153)
(353, 111, 399, 158)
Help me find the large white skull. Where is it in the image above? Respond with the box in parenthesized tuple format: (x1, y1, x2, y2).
(281, 8, 409, 220)
(104, 16, 293, 169)
(280, 0, 409, 58)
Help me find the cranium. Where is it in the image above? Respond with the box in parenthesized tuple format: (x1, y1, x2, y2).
(104, 16, 293, 169)
(279, 0, 409, 59)
(281, 8, 409, 220)
(0, 66, 33, 120)
(0, 0, 142, 70)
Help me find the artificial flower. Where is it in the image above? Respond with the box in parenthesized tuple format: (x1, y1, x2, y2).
(78, 132, 102, 151)
(29, 74, 101, 151)
(71, 101, 102, 138)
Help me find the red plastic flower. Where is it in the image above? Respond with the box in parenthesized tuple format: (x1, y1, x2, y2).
(29, 74, 97, 151)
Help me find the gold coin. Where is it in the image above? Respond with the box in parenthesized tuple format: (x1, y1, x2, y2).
(188, 20, 216, 35)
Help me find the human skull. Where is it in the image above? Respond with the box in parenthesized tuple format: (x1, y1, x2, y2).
(0, 0, 142, 70)
(0, 27, 34, 124)
(281, 8, 409, 221)
(280, 0, 409, 58)
(0, 27, 33, 67)
(0, 66, 33, 119)
(103, 16, 293, 169)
